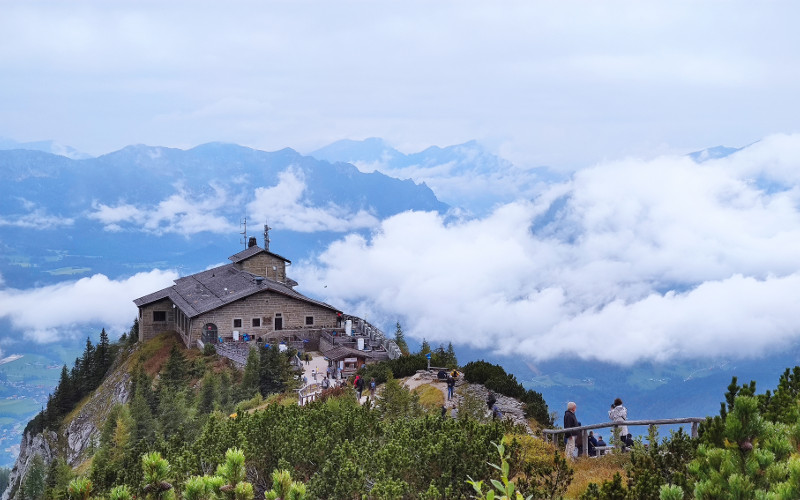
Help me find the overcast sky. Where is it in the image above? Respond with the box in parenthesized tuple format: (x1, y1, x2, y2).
(2, 1, 799, 169)
(2, 2, 800, 365)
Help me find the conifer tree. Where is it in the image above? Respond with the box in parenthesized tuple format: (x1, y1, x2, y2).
(94, 328, 111, 384)
(237, 348, 260, 402)
(197, 372, 218, 415)
(680, 395, 795, 499)
(141, 452, 173, 500)
(50, 365, 74, 418)
(21, 453, 46, 500)
(128, 318, 139, 345)
(78, 338, 96, 396)
(161, 345, 189, 391)
(420, 338, 431, 355)
(394, 322, 410, 356)
(218, 371, 232, 411)
(130, 391, 157, 447)
(259, 344, 290, 396)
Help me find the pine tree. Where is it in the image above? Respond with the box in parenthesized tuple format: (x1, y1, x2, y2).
(128, 318, 140, 345)
(218, 371, 232, 412)
(141, 452, 173, 500)
(197, 372, 218, 415)
(394, 322, 410, 356)
(161, 345, 189, 391)
(259, 344, 289, 396)
(237, 348, 260, 402)
(687, 395, 794, 499)
(420, 339, 431, 355)
(94, 328, 111, 384)
(50, 365, 74, 419)
(78, 338, 96, 396)
(445, 342, 458, 368)
(21, 453, 46, 500)
(130, 391, 156, 447)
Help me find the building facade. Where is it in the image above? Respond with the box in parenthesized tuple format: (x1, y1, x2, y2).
(134, 237, 342, 349)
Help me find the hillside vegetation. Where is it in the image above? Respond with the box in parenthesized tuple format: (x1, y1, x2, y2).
(9, 324, 800, 500)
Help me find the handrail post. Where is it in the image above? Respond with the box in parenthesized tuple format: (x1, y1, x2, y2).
(691, 421, 699, 439)
(581, 429, 588, 457)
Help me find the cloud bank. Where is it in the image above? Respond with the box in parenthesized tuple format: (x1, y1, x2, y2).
(88, 169, 379, 235)
(295, 134, 800, 364)
(0, 269, 178, 343)
(246, 169, 380, 233)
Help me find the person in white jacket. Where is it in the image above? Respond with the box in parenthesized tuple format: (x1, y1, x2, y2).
(609, 398, 629, 447)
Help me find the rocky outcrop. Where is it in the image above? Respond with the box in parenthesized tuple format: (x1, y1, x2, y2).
(1, 430, 58, 500)
(403, 370, 534, 434)
(2, 349, 133, 500)
(64, 371, 131, 464)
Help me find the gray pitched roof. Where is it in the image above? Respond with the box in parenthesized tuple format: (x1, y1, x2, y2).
(229, 245, 291, 264)
(133, 262, 338, 318)
(323, 345, 386, 361)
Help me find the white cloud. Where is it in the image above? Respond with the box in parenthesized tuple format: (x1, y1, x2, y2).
(0, 207, 74, 229)
(295, 134, 800, 364)
(2, 2, 799, 168)
(0, 269, 178, 343)
(88, 183, 236, 236)
(246, 168, 380, 232)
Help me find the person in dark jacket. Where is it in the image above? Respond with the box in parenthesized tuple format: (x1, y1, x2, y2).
(563, 401, 579, 460)
(446, 376, 456, 400)
(588, 430, 598, 457)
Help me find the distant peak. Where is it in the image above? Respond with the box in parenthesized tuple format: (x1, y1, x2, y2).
(688, 145, 743, 163)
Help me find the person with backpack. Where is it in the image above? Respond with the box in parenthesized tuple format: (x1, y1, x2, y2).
(446, 375, 456, 400)
(355, 375, 365, 400)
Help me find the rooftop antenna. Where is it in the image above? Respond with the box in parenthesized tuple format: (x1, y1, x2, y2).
(264, 221, 272, 251)
(240, 217, 247, 249)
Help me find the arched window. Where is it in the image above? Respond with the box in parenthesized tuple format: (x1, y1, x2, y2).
(202, 323, 218, 343)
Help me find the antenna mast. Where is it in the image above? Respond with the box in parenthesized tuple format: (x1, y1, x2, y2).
(240, 217, 247, 249)
(264, 221, 272, 251)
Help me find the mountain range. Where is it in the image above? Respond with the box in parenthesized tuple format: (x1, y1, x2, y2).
(0, 136, 790, 468)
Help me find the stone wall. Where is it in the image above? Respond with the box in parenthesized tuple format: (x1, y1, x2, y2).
(238, 253, 288, 283)
(187, 290, 338, 345)
(138, 298, 176, 342)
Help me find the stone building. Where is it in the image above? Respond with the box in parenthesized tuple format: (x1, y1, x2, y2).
(133, 233, 342, 349)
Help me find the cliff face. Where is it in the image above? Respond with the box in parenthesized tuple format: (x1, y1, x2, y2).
(2, 430, 58, 500)
(2, 352, 132, 500)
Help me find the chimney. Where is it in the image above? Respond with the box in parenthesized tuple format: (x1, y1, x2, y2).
(248, 236, 257, 248)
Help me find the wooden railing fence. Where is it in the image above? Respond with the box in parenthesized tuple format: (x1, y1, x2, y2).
(542, 418, 706, 457)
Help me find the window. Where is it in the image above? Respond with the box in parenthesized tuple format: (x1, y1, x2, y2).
(252, 318, 261, 327)
(233, 318, 242, 328)
(305, 316, 314, 326)
(153, 311, 166, 322)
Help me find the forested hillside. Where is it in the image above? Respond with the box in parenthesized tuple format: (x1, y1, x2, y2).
(3, 328, 560, 500)
(8, 324, 800, 499)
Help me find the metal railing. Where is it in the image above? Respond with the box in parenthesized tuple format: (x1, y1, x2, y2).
(344, 315, 402, 360)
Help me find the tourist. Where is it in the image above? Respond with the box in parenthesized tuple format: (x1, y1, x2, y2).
(491, 404, 503, 420)
(322, 375, 330, 389)
(369, 378, 376, 398)
(487, 390, 496, 410)
(564, 401, 579, 460)
(609, 398, 629, 449)
(588, 430, 598, 457)
(355, 375, 364, 400)
(446, 375, 455, 400)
